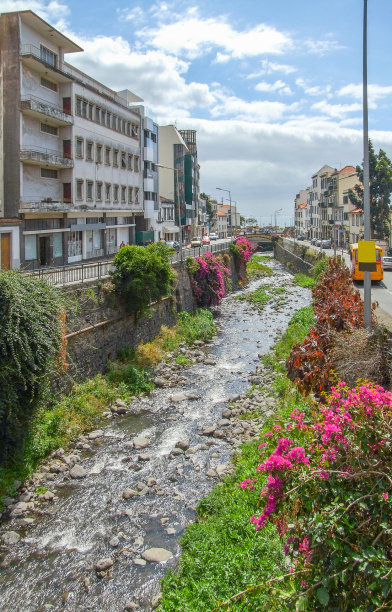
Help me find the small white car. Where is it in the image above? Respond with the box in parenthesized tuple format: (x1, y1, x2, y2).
(209, 232, 218, 240)
(382, 256, 392, 270)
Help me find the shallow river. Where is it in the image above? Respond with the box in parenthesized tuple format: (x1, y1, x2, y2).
(0, 259, 310, 612)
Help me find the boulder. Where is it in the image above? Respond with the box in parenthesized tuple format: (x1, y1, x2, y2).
(122, 488, 137, 499)
(2, 531, 20, 546)
(133, 437, 150, 450)
(95, 558, 113, 572)
(69, 465, 87, 479)
(141, 548, 174, 563)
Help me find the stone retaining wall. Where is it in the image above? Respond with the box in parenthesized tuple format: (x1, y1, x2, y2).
(274, 240, 320, 274)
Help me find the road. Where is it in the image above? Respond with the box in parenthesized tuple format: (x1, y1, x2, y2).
(289, 238, 392, 329)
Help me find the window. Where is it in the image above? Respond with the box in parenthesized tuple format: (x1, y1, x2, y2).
(105, 183, 111, 202)
(86, 142, 94, 161)
(127, 122, 131, 136)
(135, 188, 139, 203)
(40, 77, 57, 92)
(53, 233, 63, 258)
(127, 154, 133, 170)
(96, 182, 103, 201)
(76, 180, 83, 200)
(82, 100, 87, 118)
(96, 144, 102, 164)
(76, 138, 84, 158)
(95, 106, 100, 123)
(151, 133, 157, 143)
(128, 187, 133, 203)
(105, 147, 111, 165)
(76, 98, 82, 116)
(113, 150, 119, 167)
(88, 104, 93, 120)
(40, 44, 57, 67)
(114, 185, 119, 202)
(343, 195, 349, 204)
(121, 152, 126, 169)
(41, 122, 58, 136)
(121, 186, 126, 203)
(41, 168, 58, 179)
(134, 156, 140, 172)
(106, 112, 111, 128)
(25, 235, 37, 261)
(86, 181, 93, 200)
(131, 124, 139, 138)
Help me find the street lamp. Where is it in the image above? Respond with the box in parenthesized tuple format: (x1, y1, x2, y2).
(156, 163, 183, 262)
(274, 208, 283, 230)
(216, 186, 234, 234)
(225, 198, 238, 233)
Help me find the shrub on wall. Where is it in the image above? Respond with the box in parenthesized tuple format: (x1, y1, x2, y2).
(187, 252, 230, 307)
(111, 243, 175, 315)
(0, 271, 65, 463)
(230, 237, 254, 279)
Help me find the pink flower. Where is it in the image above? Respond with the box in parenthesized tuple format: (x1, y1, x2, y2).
(382, 493, 389, 500)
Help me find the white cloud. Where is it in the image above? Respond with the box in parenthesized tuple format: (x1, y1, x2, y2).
(295, 78, 332, 98)
(311, 100, 363, 119)
(117, 6, 146, 24)
(303, 37, 343, 55)
(210, 95, 297, 122)
(213, 52, 231, 64)
(248, 59, 297, 79)
(337, 83, 392, 105)
(0, 0, 69, 28)
(140, 11, 293, 59)
(255, 80, 293, 96)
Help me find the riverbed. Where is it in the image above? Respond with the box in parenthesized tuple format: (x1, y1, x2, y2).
(0, 260, 310, 612)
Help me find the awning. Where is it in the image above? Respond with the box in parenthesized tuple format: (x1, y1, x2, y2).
(163, 225, 180, 234)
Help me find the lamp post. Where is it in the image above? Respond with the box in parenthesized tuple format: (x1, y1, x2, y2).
(225, 198, 238, 234)
(363, 0, 371, 328)
(274, 208, 283, 231)
(156, 163, 183, 261)
(216, 186, 233, 234)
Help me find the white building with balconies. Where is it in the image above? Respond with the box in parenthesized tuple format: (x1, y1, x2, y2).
(0, 9, 144, 268)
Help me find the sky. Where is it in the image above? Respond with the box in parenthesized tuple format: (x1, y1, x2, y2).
(3, 0, 392, 225)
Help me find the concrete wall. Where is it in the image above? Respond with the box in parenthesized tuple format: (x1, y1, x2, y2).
(62, 251, 238, 386)
(274, 240, 317, 274)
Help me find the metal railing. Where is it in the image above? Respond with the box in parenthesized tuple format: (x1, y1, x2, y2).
(20, 94, 73, 123)
(24, 240, 233, 286)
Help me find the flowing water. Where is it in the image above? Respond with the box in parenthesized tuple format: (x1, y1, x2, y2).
(0, 260, 310, 612)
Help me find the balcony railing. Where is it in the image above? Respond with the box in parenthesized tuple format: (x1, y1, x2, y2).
(20, 145, 74, 168)
(20, 95, 73, 125)
(20, 198, 74, 212)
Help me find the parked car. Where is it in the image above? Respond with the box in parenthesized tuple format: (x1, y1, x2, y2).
(165, 240, 180, 251)
(297, 234, 306, 241)
(382, 255, 392, 270)
(209, 232, 218, 240)
(202, 235, 210, 245)
(311, 237, 318, 245)
(321, 239, 331, 249)
(191, 236, 202, 247)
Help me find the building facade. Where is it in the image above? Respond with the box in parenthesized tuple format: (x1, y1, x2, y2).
(0, 10, 145, 269)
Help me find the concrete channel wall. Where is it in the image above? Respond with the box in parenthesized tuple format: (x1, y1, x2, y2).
(274, 239, 320, 274)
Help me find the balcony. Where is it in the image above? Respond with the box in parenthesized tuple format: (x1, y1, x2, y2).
(20, 45, 73, 83)
(20, 197, 73, 213)
(144, 177, 154, 191)
(144, 145, 155, 162)
(20, 145, 74, 169)
(20, 95, 73, 126)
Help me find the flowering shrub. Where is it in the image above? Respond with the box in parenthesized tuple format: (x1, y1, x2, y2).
(187, 252, 230, 306)
(243, 381, 392, 609)
(286, 257, 371, 395)
(230, 237, 254, 280)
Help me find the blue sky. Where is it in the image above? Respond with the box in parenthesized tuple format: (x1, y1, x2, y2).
(3, 0, 392, 224)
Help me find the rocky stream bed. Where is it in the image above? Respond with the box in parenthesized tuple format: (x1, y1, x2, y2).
(0, 260, 311, 611)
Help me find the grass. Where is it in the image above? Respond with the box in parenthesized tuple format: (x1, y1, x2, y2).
(247, 255, 274, 277)
(235, 285, 289, 311)
(159, 306, 315, 611)
(293, 273, 317, 288)
(0, 308, 216, 502)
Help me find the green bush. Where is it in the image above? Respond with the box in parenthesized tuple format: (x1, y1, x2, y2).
(105, 362, 154, 395)
(176, 309, 216, 344)
(0, 271, 65, 463)
(111, 244, 175, 315)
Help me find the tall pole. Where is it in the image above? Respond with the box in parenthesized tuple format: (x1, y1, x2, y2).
(363, 0, 371, 328)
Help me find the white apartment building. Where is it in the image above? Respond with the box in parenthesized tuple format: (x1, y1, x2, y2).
(294, 188, 310, 236)
(0, 10, 145, 268)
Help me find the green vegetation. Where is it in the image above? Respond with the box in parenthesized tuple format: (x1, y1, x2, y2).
(0, 308, 216, 500)
(293, 273, 317, 288)
(0, 271, 66, 464)
(235, 284, 289, 311)
(293, 256, 328, 288)
(111, 243, 176, 315)
(247, 255, 273, 277)
(159, 306, 314, 611)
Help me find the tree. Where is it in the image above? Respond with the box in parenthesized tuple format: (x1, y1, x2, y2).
(200, 192, 214, 223)
(349, 140, 392, 239)
(246, 217, 258, 225)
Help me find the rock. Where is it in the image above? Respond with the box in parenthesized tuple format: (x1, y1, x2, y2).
(18, 493, 32, 502)
(201, 425, 216, 436)
(221, 408, 232, 418)
(138, 454, 150, 462)
(88, 430, 104, 440)
(204, 359, 216, 365)
(216, 463, 229, 475)
(124, 601, 139, 610)
(142, 548, 174, 563)
(187, 394, 201, 400)
(95, 558, 113, 572)
(218, 419, 230, 427)
(122, 488, 137, 499)
(133, 437, 150, 450)
(166, 528, 176, 535)
(151, 593, 163, 608)
(19, 518, 34, 526)
(170, 392, 187, 402)
(49, 462, 62, 473)
(146, 478, 156, 487)
(133, 536, 144, 547)
(109, 536, 120, 547)
(3, 497, 15, 507)
(153, 377, 166, 387)
(10, 502, 28, 517)
(43, 491, 55, 501)
(69, 465, 87, 479)
(2, 531, 20, 546)
(111, 405, 127, 415)
(133, 558, 146, 567)
(206, 469, 216, 478)
(160, 517, 169, 525)
(175, 440, 189, 451)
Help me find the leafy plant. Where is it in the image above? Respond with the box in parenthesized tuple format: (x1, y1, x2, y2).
(0, 271, 66, 463)
(111, 243, 175, 315)
(187, 252, 230, 306)
(230, 237, 254, 280)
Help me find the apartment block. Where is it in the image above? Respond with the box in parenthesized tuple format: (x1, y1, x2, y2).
(0, 10, 145, 268)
